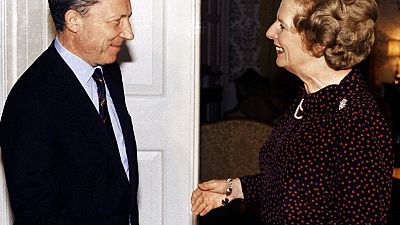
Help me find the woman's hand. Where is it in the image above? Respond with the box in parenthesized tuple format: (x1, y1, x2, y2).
(191, 178, 243, 216)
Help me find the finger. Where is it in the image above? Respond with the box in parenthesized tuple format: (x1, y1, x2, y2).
(193, 201, 207, 216)
(191, 192, 205, 213)
(200, 202, 215, 216)
(198, 179, 225, 193)
(191, 189, 201, 205)
(197, 180, 213, 191)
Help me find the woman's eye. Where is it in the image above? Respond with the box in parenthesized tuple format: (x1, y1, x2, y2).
(280, 24, 285, 30)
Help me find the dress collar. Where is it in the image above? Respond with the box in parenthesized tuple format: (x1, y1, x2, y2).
(294, 69, 368, 118)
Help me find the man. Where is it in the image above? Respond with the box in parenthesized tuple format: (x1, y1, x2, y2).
(0, 0, 139, 224)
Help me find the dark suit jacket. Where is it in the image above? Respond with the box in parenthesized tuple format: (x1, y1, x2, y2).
(0, 42, 139, 225)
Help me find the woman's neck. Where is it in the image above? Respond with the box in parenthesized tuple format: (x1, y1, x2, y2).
(294, 59, 351, 94)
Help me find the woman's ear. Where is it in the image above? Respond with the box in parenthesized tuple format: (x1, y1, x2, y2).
(312, 43, 326, 57)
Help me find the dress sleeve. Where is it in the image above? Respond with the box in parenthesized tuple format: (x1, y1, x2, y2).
(240, 174, 261, 204)
(332, 110, 393, 224)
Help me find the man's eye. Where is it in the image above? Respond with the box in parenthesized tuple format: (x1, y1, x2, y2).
(111, 20, 121, 26)
(280, 24, 285, 30)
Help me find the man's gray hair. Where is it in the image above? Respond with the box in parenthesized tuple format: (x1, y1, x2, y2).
(48, 0, 100, 32)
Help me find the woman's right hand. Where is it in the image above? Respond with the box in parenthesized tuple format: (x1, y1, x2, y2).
(191, 178, 243, 216)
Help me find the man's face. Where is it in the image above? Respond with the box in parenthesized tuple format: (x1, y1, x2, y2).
(74, 0, 133, 66)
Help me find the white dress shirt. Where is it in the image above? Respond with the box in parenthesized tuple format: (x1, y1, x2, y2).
(54, 37, 130, 180)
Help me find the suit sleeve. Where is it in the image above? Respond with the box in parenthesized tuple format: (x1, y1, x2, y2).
(1, 92, 59, 225)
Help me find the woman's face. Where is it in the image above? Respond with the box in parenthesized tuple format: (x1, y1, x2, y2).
(266, 0, 314, 74)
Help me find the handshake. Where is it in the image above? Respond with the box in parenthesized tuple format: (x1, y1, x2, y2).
(191, 178, 243, 216)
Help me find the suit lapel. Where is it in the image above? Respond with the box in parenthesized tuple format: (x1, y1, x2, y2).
(44, 43, 130, 185)
(103, 65, 139, 188)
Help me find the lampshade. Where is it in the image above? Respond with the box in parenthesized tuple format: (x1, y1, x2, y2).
(388, 40, 400, 57)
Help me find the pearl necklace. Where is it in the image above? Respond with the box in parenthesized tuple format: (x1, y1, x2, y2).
(294, 99, 304, 120)
(293, 98, 348, 120)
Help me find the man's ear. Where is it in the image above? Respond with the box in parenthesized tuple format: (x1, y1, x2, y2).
(64, 9, 82, 33)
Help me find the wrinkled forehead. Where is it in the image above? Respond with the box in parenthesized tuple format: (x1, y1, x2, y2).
(277, 0, 306, 21)
(292, 0, 314, 7)
(279, 0, 308, 13)
(290, 0, 314, 14)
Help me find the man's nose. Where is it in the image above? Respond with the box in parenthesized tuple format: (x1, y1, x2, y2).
(121, 19, 134, 40)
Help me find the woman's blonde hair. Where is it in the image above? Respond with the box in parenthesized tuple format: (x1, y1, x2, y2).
(294, 0, 378, 70)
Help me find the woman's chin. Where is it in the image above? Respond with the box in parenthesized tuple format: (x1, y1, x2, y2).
(275, 59, 286, 68)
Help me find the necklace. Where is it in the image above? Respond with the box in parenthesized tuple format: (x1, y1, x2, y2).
(294, 98, 304, 120)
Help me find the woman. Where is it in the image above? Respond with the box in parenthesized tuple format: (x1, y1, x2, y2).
(191, 0, 393, 223)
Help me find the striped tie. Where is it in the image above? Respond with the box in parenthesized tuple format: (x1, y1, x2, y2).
(92, 68, 117, 145)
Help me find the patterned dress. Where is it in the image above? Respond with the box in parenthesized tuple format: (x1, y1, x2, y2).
(240, 69, 393, 224)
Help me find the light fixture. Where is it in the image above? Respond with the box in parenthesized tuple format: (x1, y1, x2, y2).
(388, 39, 400, 84)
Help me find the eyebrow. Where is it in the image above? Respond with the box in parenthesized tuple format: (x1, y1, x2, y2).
(278, 18, 289, 27)
(107, 12, 132, 21)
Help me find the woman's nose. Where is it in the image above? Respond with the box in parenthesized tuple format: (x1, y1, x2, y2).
(266, 21, 278, 40)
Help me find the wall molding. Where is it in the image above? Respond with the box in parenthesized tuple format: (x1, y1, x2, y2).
(137, 151, 163, 224)
(0, 0, 5, 112)
(0, 0, 13, 223)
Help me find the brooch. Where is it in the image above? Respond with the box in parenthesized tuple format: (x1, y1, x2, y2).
(339, 98, 347, 110)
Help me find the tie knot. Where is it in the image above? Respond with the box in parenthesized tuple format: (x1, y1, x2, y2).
(92, 68, 104, 85)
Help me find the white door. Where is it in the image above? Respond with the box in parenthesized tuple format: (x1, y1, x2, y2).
(0, 0, 200, 224)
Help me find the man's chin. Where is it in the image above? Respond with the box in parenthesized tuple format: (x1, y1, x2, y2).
(100, 56, 118, 65)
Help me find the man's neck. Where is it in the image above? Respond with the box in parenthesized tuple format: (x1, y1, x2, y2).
(57, 31, 96, 67)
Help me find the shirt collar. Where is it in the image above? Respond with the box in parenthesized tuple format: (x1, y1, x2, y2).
(54, 36, 102, 85)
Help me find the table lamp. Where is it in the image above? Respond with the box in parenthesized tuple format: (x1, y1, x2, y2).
(388, 39, 400, 84)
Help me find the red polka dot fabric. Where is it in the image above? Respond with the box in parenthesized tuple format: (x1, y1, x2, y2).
(240, 69, 393, 224)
